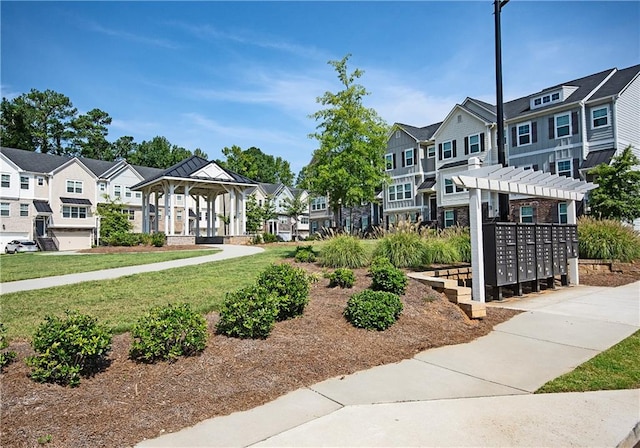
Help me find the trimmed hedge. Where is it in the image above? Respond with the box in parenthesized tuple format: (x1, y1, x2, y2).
(216, 285, 279, 339)
(344, 289, 403, 331)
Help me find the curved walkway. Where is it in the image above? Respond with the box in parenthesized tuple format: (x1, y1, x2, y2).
(0, 245, 264, 294)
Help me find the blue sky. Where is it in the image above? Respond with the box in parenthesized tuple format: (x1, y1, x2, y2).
(2, 1, 639, 175)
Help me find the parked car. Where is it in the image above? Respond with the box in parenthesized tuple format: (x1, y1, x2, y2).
(4, 240, 39, 254)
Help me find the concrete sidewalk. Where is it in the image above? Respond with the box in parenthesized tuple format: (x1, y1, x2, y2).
(0, 245, 264, 294)
(138, 281, 640, 448)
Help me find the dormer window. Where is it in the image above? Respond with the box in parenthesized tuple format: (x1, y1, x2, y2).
(530, 90, 563, 109)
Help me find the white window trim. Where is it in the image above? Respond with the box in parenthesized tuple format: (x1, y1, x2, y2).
(444, 178, 464, 195)
(427, 146, 435, 158)
(468, 133, 481, 154)
(554, 113, 572, 138)
(520, 206, 534, 223)
(62, 205, 88, 219)
(66, 179, 83, 194)
(388, 183, 412, 202)
(114, 184, 122, 197)
(0, 174, 10, 188)
(404, 148, 414, 167)
(385, 153, 394, 171)
(20, 175, 29, 189)
(0, 202, 10, 217)
(37, 176, 44, 186)
(517, 122, 532, 147)
(591, 105, 610, 129)
(558, 203, 568, 224)
(557, 159, 572, 177)
(20, 203, 29, 217)
(442, 140, 454, 160)
(444, 210, 455, 228)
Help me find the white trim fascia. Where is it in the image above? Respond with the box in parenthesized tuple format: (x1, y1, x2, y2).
(508, 142, 583, 160)
(51, 157, 97, 179)
(464, 97, 497, 120)
(0, 152, 22, 171)
(132, 176, 257, 191)
(432, 104, 492, 141)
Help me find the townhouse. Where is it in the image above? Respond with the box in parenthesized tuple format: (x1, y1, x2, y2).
(250, 182, 310, 241)
(0, 148, 266, 251)
(308, 193, 383, 235)
(383, 64, 640, 229)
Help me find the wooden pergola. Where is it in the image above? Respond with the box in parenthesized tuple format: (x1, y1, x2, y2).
(452, 157, 598, 303)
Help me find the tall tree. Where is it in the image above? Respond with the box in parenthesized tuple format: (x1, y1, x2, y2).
(129, 136, 193, 169)
(588, 146, 640, 222)
(283, 190, 308, 240)
(111, 136, 138, 161)
(1, 97, 36, 150)
(70, 108, 113, 160)
(307, 54, 389, 228)
(245, 194, 265, 234)
(218, 145, 294, 185)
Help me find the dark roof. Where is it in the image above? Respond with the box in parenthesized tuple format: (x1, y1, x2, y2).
(396, 122, 442, 141)
(132, 164, 164, 180)
(33, 200, 53, 214)
(60, 197, 92, 205)
(417, 177, 436, 191)
(504, 68, 616, 120)
(581, 148, 617, 170)
(589, 64, 640, 100)
(259, 182, 282, 196)
(1, 147, 70, 173)
(463, 98, 497, 122)
(77, 157, 119, 177)
(439, 160, 470, 170)
(135, 155, 257, 188)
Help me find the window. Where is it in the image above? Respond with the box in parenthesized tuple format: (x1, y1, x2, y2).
(114, 185, 121, 197)
(444, 178, 463, 194)
(122, 209, 135, 221)
(176, 210, 183, 221)
(534, 98, 542, 106)
(551, 92, 560, 101)
(300, 217, 309, 225)
(20, 203, 29, 217)
(125, 187, 132, 198)
(403, 183, 412, 199)
(176, 194, 183, 203)
(385, 154, 394, 171)
(20, 176, 29, 189)
(555, 113, 571, 137)
(135, 192, 141, 199)
(311, 197, 326, 211)
(591, 106, 609, 128)
(444, 210, 455, 228)
(99, 182, 106, 192)
(0, 202, 9, 216)
(62, 206, 87, 219)
(468, 134, 480, 153)
(427, 146, 435, 158)
(395, 130, 401, 139)
(518, 122, 531, 146)
(388, 186, 396, 201)
(442, 141, 453, 159)
(558, 203, 568, 224)
(37, 177, 44, 186)
(557, 159, 572, 177)
(66, 180, 83, 194)
(1, 174, 10, 188)
(404, 149, 414, 167)
(520, 206, 534, 223)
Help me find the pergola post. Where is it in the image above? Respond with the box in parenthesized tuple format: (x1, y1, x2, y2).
(567, 199, 579, 285)
(468, 157, 485, 303)
(229, 189, 236, 236)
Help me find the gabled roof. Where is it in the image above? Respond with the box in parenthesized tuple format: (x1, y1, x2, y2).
(77, 156, 120, 177)
(395, 122, 442, 142)
(463, 98, 497, 123)
(1, 147, 70, 173)
(589, 64, 640, 101)
(132, 155, 257, 189)
(259, 182, 284, 197)
(504, 68, 616, 121)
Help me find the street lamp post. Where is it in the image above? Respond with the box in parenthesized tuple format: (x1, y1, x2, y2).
(495, 0, 510, 222)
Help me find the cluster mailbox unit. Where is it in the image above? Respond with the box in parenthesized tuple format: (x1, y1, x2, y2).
(483, 222, 579, 300)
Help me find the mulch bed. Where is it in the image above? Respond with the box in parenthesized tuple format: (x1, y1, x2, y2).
(1, 261, 519, 448)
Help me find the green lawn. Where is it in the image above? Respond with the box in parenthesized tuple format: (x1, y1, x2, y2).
(536, 330, 640, 393)
(0, 245, 297, 340)
(0, 249, 220, 282)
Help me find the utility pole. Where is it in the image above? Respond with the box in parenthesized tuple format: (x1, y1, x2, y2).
(495, 0, 510, 221)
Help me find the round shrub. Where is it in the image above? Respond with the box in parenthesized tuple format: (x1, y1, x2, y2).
(129, 303, 207, 363)
(320, 235, 368, 268)
(369, 256, 408, 295)
(578, 217, 640, 262)
(26, 310, 112, 387)
(216, 285, 279, 339)
(257, 263, 310, 321)
(151, 232, 166, 247)
(344, 289, 403, 331)
(329, 268, 356, 288)
(0, 323, 16, 372)
(295, 245, 317, 263)
(373, 231, 425, 268)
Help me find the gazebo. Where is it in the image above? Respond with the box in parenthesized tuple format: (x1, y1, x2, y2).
(131, 156, 257, 244)
(452, 157, 598, 303)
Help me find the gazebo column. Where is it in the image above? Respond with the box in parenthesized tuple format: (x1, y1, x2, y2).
(211, 194, 217, 236)
(229, 189, 236, 236)
(241, 190, 247, 235)
(567, 199, 579, 285)
(141, 193, 149, 233)
(206, 195, 212, 237)
(154, 192, 160, 233)
(183, 184, 191, 236)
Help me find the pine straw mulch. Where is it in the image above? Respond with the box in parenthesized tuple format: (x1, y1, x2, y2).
(1, 260, 521, 448)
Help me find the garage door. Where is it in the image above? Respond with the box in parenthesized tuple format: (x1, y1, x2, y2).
(50, 229, 92, 251)
(0, 232, 30, 253)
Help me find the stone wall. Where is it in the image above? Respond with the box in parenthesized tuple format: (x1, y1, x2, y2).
(166, 235, 196, 246)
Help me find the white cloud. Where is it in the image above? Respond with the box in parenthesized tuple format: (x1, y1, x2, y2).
(84, 21, 180, 50)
